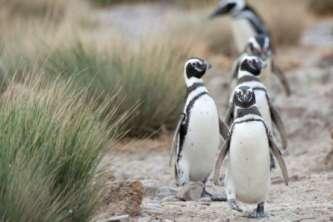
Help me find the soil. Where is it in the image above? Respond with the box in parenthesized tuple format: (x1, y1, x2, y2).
(94, 5, 333, 222)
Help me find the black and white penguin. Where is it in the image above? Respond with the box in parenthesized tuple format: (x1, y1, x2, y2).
(226, 55, 288, 153)
(213, 86, 289, 218)
(209, 0, 269, 52)
(243, 35, 291, 95)
(209, 1, 291, 95)
(169, 57, 229, 199)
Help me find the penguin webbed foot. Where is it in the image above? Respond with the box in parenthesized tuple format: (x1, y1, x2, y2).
(201, 187, 227, 202)
(247, 202, 267, 218)
(228, 199, 243, 212)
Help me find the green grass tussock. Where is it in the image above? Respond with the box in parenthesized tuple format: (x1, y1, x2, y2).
(0, 76, 123, 222)
(43, 40, 186, 137)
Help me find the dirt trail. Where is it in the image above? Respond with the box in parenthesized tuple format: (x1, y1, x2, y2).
(97, 6, 333, 222)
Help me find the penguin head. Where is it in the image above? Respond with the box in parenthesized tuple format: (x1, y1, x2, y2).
(234, 86, 256, 108)
(246, 35, 272, 63)
(209, 0, 245, 18)
(238, 55, 264, 77)
(184, 57, 212, 85)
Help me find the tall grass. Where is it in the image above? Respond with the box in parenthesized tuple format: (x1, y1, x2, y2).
(249, 0, 307, 47)
(89, 0, 215, 8)
(0, 76, 125, 222)
(0, 0, 68, 19)
(43, 40, 186, 137)
(0, 28, 187, 138)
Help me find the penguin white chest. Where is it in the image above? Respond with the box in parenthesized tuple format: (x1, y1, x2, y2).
(183, 96, 220, 181)
(231, 19, 256, 53)
(229, 121, 271, 204)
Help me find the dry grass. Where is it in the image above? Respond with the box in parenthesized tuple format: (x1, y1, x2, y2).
(247, 0, 308, 47)
(0, 20, 188, 137)
(0, 75, 125, 222)
(308, 0, 333, 16)
(90, 0, 215, 8)
(0, 0, 69, 21)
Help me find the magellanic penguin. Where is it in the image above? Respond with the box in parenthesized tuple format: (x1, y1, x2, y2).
(242, 35, 291, 95)
(226, 55, 288, 154)
(209, 0, 269, 53)
(169, 57, 229, 200)
(209, 0, 291, 95)
(213, 86, 289, 218)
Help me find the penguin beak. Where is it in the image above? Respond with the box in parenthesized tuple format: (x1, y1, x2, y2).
(209, 3, 234, 19)
(205, 62, 212, 70)
(261, 59, 268, 68)
(253, 58, 264, 71)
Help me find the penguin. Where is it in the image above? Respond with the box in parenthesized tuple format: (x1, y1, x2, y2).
(209, 0, 291, 95)
(169, 57, 229, 200)
(209, 0, 269, 53)
(242, 35, 291, 95)
(213, 86, 289, 218)
(226, 55, 288, 154)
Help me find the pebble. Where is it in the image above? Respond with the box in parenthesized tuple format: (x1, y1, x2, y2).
(176, 182, 204, 201)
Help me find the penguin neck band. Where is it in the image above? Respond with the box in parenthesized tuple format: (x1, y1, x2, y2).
(186, 82, 205, 96)
(237, 75, 261, 84)
(236, 106, 261, 119)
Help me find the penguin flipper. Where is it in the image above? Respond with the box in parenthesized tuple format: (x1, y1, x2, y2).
(269, 102, 288, 150)
(169, 113, 186, 166)
(269, 136, 289, 186)
(214, 138, 230, 185)
(271, 61, 292, 96)
(219, 118, 230, 140)
(224, 104, 234, 126)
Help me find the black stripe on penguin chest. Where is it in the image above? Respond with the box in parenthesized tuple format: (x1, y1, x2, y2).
(184, 92, 208, 135)
(178, 91, 208, 158)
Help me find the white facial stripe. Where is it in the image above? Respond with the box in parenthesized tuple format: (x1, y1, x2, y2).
(185, 58, 202, 66)
(219, 0, 245, 12)
(235, 87, 242, 95)
(252, 38, 261, 50)
(241, 55, 258, 64)
(264, 38, 270, 49)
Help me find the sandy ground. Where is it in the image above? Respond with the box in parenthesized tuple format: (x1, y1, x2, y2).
(95, 5, 333, 222)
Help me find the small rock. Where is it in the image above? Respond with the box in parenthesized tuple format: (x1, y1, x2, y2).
(161, 196, 178, 202)
(102, 180, 144, 216)
(156, 186, 177, 199)
(176, 182, 204, 201)
(143, 202, 162, 214)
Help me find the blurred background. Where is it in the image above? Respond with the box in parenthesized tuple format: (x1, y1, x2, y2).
(0, 0, 332, 221)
